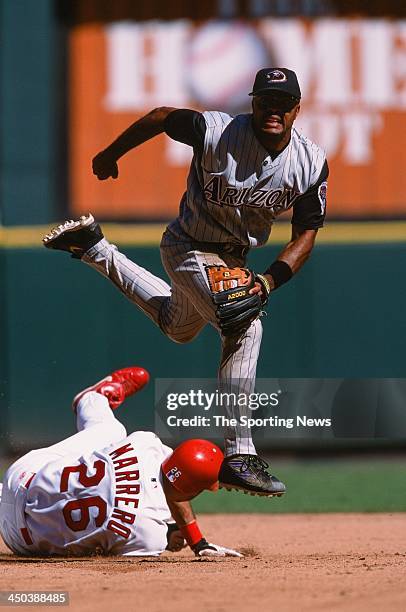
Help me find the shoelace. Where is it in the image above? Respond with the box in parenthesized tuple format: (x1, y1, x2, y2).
(237, 455, 272, 479)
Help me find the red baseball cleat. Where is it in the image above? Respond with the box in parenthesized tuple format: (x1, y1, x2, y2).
(72, 367, 150, 411)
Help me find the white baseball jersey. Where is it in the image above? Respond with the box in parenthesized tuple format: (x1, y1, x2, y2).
(1, 432, 173, 556)
(164, 110, 328, 246)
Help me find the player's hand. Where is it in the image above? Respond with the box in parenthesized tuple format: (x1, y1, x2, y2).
(92, 149, 119, 180)
(249, 281, 264, 298)
(249, 273, 274, 303)
(166, 529, 187, 552)
(192, 538, 243, 557)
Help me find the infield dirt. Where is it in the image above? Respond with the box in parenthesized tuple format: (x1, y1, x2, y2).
(1, 513, 405, 612)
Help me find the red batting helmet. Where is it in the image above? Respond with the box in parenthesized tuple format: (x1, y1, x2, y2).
(162, 439, 224, 496)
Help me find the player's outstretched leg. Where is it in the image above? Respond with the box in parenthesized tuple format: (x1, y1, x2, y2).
(42, 214, 180, 331)
(73, 366, 150, 411)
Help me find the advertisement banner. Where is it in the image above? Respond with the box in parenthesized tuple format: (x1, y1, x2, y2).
(70, 19, 406, 220)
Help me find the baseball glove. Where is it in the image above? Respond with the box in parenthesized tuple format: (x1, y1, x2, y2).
(205, 265, 270, 337)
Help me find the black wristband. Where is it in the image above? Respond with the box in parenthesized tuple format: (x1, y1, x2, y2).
(264, 261, 293, 289)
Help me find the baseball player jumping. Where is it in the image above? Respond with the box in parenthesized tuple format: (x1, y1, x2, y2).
(0, 366, 241, 558)
(43, 68, 328, 498)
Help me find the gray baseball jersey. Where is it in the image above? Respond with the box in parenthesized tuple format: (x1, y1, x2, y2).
(163, 110, 328, 247)
(82, 108, 328, 457)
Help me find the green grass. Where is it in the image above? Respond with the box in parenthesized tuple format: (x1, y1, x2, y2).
(193, 457, 406, 513)
(1, 457, 405, 514)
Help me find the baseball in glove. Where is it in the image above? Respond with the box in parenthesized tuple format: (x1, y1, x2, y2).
(205, 265, 271, 337)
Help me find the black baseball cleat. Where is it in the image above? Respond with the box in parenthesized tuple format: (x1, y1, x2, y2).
(219, 454, 286, 497)
(42, 213, 104, 259)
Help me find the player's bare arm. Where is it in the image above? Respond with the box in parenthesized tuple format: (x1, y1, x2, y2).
(165, 497, 196, 524)
(92, 106, 177, 180)
(279, 225, 318, 273)
(251, 227, 318, 296)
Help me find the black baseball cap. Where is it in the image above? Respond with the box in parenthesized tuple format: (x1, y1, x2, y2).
(249, 68, 301, 99)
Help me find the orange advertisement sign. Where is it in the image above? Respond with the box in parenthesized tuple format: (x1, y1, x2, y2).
(70, 19, 406, 219)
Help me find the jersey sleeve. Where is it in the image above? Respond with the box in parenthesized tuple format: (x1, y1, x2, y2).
(291, 160, 329, 229)
(164, 109, 206, 152)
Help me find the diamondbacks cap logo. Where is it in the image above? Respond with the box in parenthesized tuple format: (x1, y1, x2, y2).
(266, 70, 287, 83)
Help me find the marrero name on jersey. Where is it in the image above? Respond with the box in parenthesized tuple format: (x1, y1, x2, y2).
(0, 368, 241, 559)
(42, 67, 328, 499)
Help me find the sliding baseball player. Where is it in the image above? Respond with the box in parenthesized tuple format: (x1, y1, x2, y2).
(0, 367, 241, 558)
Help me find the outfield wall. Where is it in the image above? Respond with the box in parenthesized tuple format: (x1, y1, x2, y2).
(1, 237, 405, 452)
